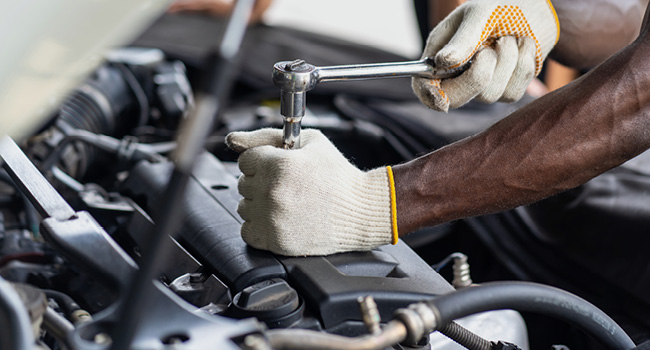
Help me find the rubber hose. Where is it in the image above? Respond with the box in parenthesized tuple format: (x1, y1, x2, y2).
(0, 277, 34, 350)
(439, 321, 493, 350)
(428, 282, 635, 350)
(43, 290, 82, 319)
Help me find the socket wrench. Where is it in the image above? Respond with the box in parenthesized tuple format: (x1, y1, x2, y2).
(272, 58, 470, 149)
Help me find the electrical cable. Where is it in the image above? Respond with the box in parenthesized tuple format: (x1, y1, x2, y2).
(112, 62, 150, 128)
(431, 252, 467, 272)
(41, 128, 163, 172)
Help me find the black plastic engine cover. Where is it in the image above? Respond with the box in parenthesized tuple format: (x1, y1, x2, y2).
(122, 153, 286, 292)
(280, 243, 453, 328)
(121, 153, 454, 329)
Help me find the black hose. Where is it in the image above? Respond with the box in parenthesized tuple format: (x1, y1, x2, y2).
(438, 321, 493, 350)
(428, 282, 635, 350)
(42, 289, 82, 319)
(112, 62, 150, 128)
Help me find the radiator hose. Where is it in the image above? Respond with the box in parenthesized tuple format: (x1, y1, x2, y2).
(427, 282, 635, 350)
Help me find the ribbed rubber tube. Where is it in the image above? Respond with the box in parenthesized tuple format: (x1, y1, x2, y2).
(428, 282, 635, 350)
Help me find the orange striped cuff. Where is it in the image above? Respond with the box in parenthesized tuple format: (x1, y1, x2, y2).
(546, 0, 561, 44)
(386, 166, 399, 245)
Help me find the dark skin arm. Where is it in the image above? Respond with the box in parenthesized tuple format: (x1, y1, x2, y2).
(394, 4, 650, 235)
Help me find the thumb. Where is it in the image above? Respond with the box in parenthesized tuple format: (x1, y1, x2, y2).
(226, 128, 283, 153)
(435, 3, 491, 68)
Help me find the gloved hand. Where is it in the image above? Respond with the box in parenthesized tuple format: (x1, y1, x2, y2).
(226, 128, 398, 256)
(413, 0, 560, 112)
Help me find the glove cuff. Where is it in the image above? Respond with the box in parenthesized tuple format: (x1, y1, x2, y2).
(386, 166, 399, 245)
(328, 167, 394, 251)
(517, 0, 560, 74)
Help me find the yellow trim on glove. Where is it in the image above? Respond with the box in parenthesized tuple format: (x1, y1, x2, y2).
(546, 0, 561, 44)
(386, 166, 399, 245)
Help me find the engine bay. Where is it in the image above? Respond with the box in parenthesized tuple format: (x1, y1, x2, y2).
(0, 3, 644, 350)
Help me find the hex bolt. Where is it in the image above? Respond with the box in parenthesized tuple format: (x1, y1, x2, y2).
(189, 273, 205, 284)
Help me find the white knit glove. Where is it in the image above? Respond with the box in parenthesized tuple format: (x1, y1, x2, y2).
(413, 0, 560, 112)
(225, 128, 398, 256)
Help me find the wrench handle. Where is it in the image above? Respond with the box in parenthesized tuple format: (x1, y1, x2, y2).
(317, 58, 469, 82)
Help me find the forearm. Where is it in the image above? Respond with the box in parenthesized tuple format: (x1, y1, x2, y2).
(394, 38, 650, 234)
(551, 0, 649, 69)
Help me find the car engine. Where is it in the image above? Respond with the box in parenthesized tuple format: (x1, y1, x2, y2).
(0, 2, 640, 350)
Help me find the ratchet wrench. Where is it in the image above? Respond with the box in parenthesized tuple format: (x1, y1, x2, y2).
(272, 58, 470, 149)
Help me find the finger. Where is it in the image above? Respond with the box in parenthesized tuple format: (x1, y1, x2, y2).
(237, 175, 258, 199)
(476, 36, 519, 103)
(241, 222, 268, 251)
(237, 150, 259, 176)
(501, 36, 537, 102)
(422, 7, 465, 59)
(442, 47, 497, 109)
(237, 198, 255, 221)
(411, 77, 450, 112)
(435, 3, 492, 68)
(226, 128, 283, 153)
(237, 144, 284, 176)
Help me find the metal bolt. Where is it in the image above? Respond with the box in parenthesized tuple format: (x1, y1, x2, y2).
(94, 332, 112, 345)
(243, 334, 270, 350)
(357, 295, 381, 335)
(189, 273, 204, 284)
(452, 254, 473, 289)
(71, 309, 92, 324)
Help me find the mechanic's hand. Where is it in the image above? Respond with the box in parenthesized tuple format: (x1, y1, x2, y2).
(226, 128, 397, 256)
(413, 0, 559, 112)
